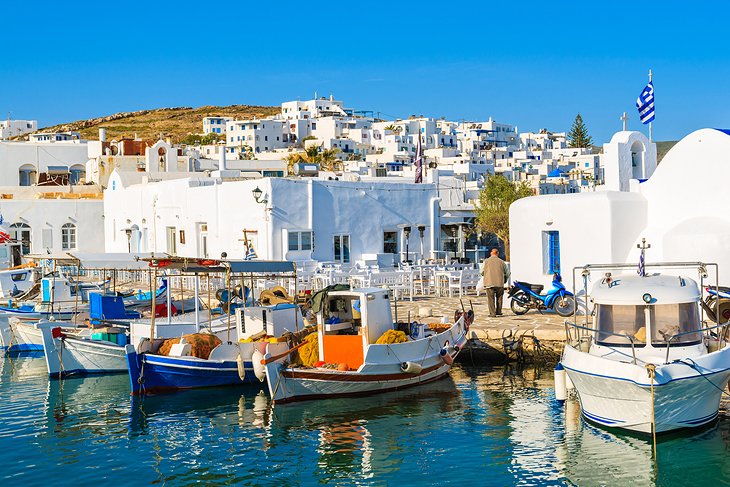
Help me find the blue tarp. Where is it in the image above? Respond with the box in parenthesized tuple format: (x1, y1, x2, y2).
(548, 169, 562, 177)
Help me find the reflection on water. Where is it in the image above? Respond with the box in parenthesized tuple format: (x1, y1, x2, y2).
(2, 355, 730, 486)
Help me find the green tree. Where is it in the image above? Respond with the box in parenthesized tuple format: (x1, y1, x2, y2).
(285, 144, 341, 173)
(568, 113, 593, 148)
(179, 132, 224, 145)
(475, 175, 533, 260)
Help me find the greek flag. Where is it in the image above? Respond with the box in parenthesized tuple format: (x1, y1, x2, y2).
(244, 243, 257, 260)
(637, 251, 646, 277)
(636, 81, 655, 124)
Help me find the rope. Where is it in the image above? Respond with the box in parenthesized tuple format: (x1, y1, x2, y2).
(675, 357, 730, 398)
(646, 364, 657, 463)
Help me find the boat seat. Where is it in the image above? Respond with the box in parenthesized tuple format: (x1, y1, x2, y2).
(516, 281, 544, 294)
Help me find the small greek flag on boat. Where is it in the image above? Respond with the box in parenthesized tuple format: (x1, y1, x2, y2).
(638, 251, 646, 277)
(636, 82, 655, 125)
(244, 242, 257, 260)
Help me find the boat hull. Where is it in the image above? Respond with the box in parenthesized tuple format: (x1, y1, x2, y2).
(125, 345, 259, 395)
(2, 314, 78, 352)
(270, 362, 453, 404)
(563, 344, 730, 433)
(40, 324, 127, 377)
(264, 318, 467, 404)
(6, 319, 45, 352)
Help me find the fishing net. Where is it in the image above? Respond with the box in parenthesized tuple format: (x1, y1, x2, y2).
(375, 329, 408, 344)
(294, 332, 320, 367)
(157, 333, 222, 359)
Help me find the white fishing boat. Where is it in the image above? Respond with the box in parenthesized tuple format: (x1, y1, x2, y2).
(260, 287, 469, 404)
(560, 257, 730, 434)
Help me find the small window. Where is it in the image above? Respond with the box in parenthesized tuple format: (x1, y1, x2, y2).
(61, 223, 77, 250)
(383, 231, 398, 254)
(288, 231, 313, 251)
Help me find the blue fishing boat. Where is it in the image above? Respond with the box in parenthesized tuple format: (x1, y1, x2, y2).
(125, 258, 299, 395)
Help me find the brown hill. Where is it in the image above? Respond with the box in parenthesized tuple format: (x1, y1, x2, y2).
(31, 105, 279, 142)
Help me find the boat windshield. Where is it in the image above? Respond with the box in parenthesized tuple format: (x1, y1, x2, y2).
(595, 305, 647, 346)
(649, 303, 702, 345)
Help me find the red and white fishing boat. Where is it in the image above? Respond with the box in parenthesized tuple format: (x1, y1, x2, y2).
(259, 288, 469, 404)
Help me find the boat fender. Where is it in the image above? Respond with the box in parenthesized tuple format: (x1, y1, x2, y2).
(252, 349, 266, 382)
(400, 361, 423, 374)
(439, 347, 454, 365)
(237, 352, 246, 381)
(554, 363, 567, 402)
(453, 334, 467, 352)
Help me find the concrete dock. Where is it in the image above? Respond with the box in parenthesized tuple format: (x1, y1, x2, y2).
(391, 294, 576, 364)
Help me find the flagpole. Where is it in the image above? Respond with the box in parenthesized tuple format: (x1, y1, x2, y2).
(648, 69, 653, 143)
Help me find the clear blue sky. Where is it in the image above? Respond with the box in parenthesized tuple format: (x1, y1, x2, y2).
(2, 0, 728, 142)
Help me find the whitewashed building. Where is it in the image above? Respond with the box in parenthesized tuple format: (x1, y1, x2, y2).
(0, 186, 103, 255)
(508, 129, 730, 288)
(0, 139, 89, 186)
(202, 117, 232, 135)
(0, 119, 37, 139)
(103, 171, 443, 266)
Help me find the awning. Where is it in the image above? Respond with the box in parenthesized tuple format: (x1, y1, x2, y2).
(67, 252, 165, 270)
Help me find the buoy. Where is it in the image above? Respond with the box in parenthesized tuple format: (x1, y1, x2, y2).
(439, 347, 454, 365)
(554, 363, 567, 401)
(400, 361, 423, 374)
(252, 349, 266, 382)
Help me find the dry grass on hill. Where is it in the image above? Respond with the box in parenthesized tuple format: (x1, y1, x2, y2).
(33, 105, 279, 142)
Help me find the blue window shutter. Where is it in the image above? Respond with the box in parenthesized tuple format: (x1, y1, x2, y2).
(548, 231, 561, 274)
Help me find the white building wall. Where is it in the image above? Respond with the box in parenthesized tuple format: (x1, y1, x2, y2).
(104, 173, 440, 264)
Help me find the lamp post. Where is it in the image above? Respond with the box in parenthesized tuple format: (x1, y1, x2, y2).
(403, 226, 411, 264)
(123, 228, 132, 253)
(417, 224, 426, 263)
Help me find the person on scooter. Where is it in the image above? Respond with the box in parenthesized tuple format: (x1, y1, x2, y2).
(483, 248, 510, 317)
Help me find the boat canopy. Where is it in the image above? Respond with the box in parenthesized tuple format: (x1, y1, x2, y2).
(590, 274, 700, 305)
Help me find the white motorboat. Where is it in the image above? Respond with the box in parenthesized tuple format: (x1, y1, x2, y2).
(561, 260, 730, 434)
(261, 288, 469, 404)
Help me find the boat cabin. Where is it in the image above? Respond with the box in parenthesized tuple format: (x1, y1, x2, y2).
(316, 288, 393, 370)
(590, 273, 705, 361)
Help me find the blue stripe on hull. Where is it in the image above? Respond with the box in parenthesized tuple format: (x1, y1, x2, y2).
(127, 351, 260, 395)
(5, 343, 44, 352)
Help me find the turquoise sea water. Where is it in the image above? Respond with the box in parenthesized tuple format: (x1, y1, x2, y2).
(1, 353, 730, 486)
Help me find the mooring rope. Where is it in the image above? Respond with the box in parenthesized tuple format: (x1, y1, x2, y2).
(646, 363, 658, 464)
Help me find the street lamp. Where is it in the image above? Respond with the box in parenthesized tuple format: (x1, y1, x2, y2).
(122, 228, 132, 253)
(417, 224, 426, 262)
(252, 186, 265, 204)
(403, 226, 411, 264)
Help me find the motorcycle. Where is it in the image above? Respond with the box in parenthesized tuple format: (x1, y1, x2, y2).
(508, 273, 576, 317)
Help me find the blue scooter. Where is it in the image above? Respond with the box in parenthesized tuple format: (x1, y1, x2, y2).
(508, 273, 575, 317)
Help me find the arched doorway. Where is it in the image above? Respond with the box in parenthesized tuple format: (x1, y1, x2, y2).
(630, 140, 645, 180)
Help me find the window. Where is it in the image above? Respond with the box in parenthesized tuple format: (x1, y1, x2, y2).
(543, 231, 560, 274)
(61, 223, 76, 250)
(595, 305, 647, 346)
(288, 231, 313, 251)
(383, 231, 398, 254)
(166, 226, 177, 255)
(650, 303, 702, 345)
(10, 223, 31, 254)
(333, 235, 350, 263)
